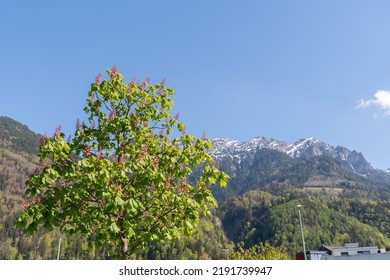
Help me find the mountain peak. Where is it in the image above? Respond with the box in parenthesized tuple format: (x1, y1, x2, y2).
(0, 116, 41, 154)
(287, 137, 333, 159)
(211, 136, 374, 175)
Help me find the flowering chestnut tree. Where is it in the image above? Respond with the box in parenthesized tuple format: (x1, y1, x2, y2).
(17, 66, 228, 259)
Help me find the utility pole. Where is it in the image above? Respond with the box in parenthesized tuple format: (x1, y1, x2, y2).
(57, 235, 62, 260)
(297, 204, 307, 260)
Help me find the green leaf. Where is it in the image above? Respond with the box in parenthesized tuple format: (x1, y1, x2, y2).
(115, 196, 124, 206)
(178, 123, 186, 132)
(126, 226, 135, 237)
(110, 222, 120, 233)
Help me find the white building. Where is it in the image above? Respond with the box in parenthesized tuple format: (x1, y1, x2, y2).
(296, 243, 390, 260)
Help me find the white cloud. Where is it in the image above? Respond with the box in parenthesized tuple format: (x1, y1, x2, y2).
(357, 90, 390, 116)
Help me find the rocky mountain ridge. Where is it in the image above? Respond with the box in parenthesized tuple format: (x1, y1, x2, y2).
(211, 136, 374, 175)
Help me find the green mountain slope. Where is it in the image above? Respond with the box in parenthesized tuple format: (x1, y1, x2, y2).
(0, 116, 40, 155)
(218, 185, 390, 257)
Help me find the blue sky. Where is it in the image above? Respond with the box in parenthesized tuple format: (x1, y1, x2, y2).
(2, 1, 390, 169)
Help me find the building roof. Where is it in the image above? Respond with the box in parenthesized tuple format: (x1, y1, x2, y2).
(296, 243, 390, 260)
(320, 243, 379, 255)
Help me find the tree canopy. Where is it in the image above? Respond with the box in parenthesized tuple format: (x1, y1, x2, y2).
(17, 66, 228, 259)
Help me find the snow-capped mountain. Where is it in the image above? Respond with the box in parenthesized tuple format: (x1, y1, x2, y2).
(211, 136, 374, 175)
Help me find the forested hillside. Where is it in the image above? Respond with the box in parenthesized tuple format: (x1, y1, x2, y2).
(0, 116, 40, 155)
(218, 184, 390, 256)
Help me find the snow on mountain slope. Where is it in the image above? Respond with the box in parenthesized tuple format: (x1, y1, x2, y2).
(210, 136, 374, 175)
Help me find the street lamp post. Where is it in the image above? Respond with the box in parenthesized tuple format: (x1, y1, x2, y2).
(57, 235, 62, 260)
(297, 204, 307, 260)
